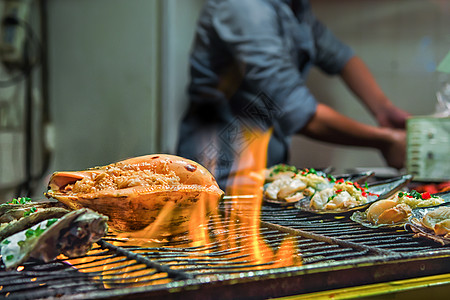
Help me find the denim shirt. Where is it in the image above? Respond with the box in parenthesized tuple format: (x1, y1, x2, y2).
(177, 0, 354, 189)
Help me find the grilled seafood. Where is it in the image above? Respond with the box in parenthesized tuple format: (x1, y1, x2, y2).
(45, 154, 224, 233)
(406, 202, 450, 245)
(310, 179, 370, 210)
(365, 190, 444, 225)
(265, 164, 301, 182)
(0, 208, 108, 270)
(366, 199, 411, 225)
(264, 168, 332, 204)
(421, 206, 450, 236)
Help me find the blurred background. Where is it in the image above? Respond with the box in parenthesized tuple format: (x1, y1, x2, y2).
(0, 0, 449, 201)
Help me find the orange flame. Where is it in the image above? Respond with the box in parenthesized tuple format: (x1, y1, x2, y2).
(66, 127, 301, 287)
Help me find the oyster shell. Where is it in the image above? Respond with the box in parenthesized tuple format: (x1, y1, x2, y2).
(0, 208, 108, 270)
(0, 204, 70, 241)
(45, 154, 224, 234)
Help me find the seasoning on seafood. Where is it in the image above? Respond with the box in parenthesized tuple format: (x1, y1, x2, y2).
(0, 208, 108, 270)
(366, 190, 444, 225)
(0, 198, 70, 241)
(310, 179, 374, 211)
(264, 167, 334, 203)
(45, 154, 224, 233)
(265, 164, 301, 182)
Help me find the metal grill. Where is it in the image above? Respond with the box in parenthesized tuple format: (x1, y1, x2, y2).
(1, 198, 450, 300)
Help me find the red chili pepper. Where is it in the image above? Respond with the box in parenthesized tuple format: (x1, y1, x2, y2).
(422, 192, 431, 200)
(354, 182, 362, 190)
(336, 178, 344, 183)
(362, 192, 367, 197)
(336, 189, 343, 193)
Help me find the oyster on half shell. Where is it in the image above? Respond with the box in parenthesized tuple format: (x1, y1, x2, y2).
(0, 208, 108, 270)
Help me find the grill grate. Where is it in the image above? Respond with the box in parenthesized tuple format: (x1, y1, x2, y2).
(1, 198, 450, 299)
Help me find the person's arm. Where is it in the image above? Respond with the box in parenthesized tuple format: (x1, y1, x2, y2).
(299, 103, 406, 169)
(340, 56, 410, 128)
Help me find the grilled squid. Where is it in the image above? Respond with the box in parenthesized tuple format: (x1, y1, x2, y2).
(45, 154, 224, 233)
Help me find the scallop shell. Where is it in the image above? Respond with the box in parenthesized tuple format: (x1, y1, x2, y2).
(295, 174, 413, 215)
(45, 154, 224, 234)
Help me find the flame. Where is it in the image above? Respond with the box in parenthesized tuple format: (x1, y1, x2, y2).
(66, 127, 301, 287)
(222, 127, 302, 268)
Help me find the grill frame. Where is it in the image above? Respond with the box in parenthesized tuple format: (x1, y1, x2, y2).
(2, 198, 450, 300)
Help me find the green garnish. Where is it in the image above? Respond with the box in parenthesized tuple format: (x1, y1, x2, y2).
(327, 174, 336, 183)
(23, 207, 37, 217)
(1, 239, 11, 245)
(271, 164, 298, 175)
(34, 226, 46, 238)
(410, 190, 422, 199)
(24, 225, 46, 239)
(25, 229, 35, 238)
(6, 197, 32, 205)
(46, 218, 58, 227)
(327, 195, 336, 203)
(6, 255, 14, 261)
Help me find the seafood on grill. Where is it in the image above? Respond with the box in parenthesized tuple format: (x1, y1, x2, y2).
(263, 165, 373, 206)
(405, 197, 450, 245)
(351, 190, 446, 228)
(309, 179, 371, 210)
(45, 154, 224, 234)
(296, 175, 413, 214)
(264, 168, 332, 205)
(264, 164, 302, 183)
(0, 197, 70, 241)
(0, 208, 108, 270)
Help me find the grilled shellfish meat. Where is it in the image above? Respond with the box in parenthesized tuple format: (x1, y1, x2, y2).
(45, 154, 224, 234)
(263, 165, 373, 206)
(351, 190, 446, 228)
(406, 200, 450, 246)
(296, 175, 413, 214)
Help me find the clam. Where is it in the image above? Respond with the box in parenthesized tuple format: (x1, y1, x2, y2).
(45, 154, 224, 234)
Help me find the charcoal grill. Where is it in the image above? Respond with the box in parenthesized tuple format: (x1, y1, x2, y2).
(1, 197, 450, 300)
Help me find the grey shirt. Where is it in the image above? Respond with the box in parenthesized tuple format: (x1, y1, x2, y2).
(177, 0, 354, 189)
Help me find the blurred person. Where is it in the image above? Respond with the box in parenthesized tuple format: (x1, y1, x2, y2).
(176, 0, 410, 189)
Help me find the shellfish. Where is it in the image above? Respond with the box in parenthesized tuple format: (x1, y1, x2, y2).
(45, 154, 224, 234)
